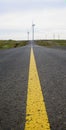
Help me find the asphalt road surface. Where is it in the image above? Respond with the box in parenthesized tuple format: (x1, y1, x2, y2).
(0, 42, 66, 130)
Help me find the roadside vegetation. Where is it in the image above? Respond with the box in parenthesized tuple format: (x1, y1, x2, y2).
(35, 40, 66, 47)
(0, 40, 28, 49)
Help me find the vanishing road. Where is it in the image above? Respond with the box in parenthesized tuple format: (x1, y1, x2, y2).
(0, 42, 66, 130)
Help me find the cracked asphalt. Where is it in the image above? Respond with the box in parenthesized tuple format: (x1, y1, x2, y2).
(0, 43, 66, 130)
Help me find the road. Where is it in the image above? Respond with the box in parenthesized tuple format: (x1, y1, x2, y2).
(0, 43, 66, 130)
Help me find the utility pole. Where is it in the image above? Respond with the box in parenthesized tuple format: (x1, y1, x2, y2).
(27, 31, 29, 41)
(32, 23, 35, 42)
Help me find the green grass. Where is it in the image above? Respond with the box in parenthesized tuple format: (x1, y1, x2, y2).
(0, 39, 66, 49)
(0, 40, 28, 49)
(35, 40, 66, 47)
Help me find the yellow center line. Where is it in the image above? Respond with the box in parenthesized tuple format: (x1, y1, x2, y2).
(25, 47, 50, 130)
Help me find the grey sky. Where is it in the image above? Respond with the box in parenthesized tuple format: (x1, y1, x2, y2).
(0, 0, 66, 40)
(0, 0, 66, 13)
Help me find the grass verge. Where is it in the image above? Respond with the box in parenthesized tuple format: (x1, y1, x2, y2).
(0, 40, 28, 49)
(35, 40, 66, 47)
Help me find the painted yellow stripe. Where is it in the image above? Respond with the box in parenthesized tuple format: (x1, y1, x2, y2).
(25, 48, 50, 130)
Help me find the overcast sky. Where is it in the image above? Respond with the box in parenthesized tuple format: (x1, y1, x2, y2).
(0, 0, 66, 40)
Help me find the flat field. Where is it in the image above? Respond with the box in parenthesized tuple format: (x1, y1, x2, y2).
(0, 40, 28, 49)
(35, 40, 66, 48)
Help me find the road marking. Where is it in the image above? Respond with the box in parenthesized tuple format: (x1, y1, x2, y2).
(25, 47, 50, 130)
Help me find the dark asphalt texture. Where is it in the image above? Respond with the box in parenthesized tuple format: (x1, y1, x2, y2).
(33, 45, 66, 130)
(0, 46, 31, 130)
(0, 43, 66, 130)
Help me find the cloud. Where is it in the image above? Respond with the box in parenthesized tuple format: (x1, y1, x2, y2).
(0, 0, 66, 39)
(0, 0, 66, 14)
(0, 8, 66, 32)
